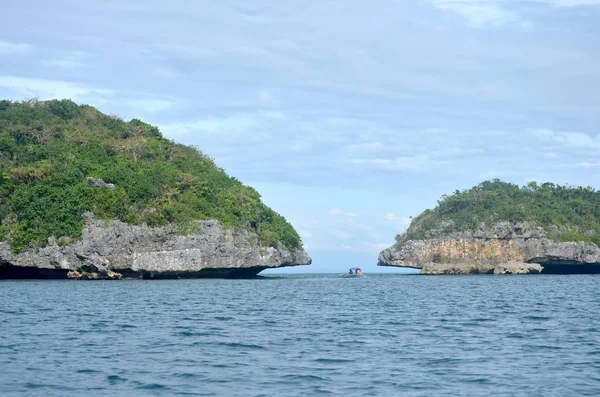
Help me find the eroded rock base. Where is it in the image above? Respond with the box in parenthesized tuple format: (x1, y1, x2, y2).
(0, 265, 69, 279)
(417, 261, 600, 275)
(0, 265, 268, 280)
(540, 263, 600, 274)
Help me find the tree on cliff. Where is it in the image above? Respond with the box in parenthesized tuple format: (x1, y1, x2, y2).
(0, 99, 302, 253)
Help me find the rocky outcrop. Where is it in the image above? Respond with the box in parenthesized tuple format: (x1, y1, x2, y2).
(86, 177, 115, 190)
(378, 222, 600, 274)
(0, 213, 311, 279)
(421, 262, 495, 275)
(493, 262, 543, 275)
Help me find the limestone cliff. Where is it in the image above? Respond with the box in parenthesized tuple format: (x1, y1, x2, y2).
(0, 214, 311, 279)
(378, 222, 600, 274)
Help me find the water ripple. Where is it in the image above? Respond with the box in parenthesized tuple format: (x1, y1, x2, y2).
(1, 275, 600, 396)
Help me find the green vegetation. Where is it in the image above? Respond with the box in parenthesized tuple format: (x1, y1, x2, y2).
(396, 179, 600, 247)
(0, 99, 302, 253)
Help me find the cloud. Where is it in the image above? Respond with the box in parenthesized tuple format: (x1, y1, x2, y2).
(532, 129, 600, 149)
(331, 230, 353, 240)
(0, 76, 177, 117)
(429, 0, 600, 27)
(365, 242, 394, 251)
(430, 0, 521, 27)
(431, 146, 486, 158)
(160, 111, 285, 138)
(544, 0, 600, 6)
(41, 52, 88, 69)
(576, 161, 600, 167)
(119, 98, 175, 113)
(0, 40, 33, 54)
(0, 75, 114, 102)
(350, 155, 440, 173)
(345, 141, 385, 152)
(151, 66, 180, 79)
(329, 208, 358, 217)
(335, 241, 397, 254)
(298, 229, 313, 239)
(256, 89, 275, 102)
(383, 212, 411, 225)
(42, 59, 84, 69)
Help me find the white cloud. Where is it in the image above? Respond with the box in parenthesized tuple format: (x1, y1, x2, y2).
(160, 111, 285, 138)
(532, 129, 600, 149)
(0, 75, 175, 116)
(350, 155, 439, 173)
(0, 75, 114, 102)
(256, 89, 275, 102)
(576, 161, 600, 167)
(329, 208, 358, 217)
(298, 229, 313, 239)
(429, 0, 521, 27)
(345, 141, 385, 152)
(429, 0, 600, 27)
(544, 0, 600, 6)
(119, 98, 175, 113)
(42, 59, 83, 68)
(164, 116, 258, 135)
(41, 52, 88, 69)
(262, 111, 286, 121)
(0, 76, 175, 112)
(152, 65, 180, 79)
(158, 44, 217, 59)
(431, 146, 486, 157)
(383, 212, 411, 224)
(331, 230, 353, 240)
(0, 40, 33, 54)
(365, 242, 394, 251)
(336, 241, 396, 254)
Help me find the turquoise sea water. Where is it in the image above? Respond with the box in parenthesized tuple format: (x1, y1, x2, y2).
(1, 274, 600, 396)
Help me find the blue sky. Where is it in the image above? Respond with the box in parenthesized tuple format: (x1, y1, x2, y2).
(1, 0, 599, 273)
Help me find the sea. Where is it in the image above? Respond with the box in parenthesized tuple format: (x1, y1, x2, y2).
(1, 274, 599, 396)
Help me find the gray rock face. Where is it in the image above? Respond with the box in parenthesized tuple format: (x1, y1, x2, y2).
(378, 222, 600, 274)
(0, 214, 311, 279)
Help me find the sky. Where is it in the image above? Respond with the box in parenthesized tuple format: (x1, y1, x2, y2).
(0, 0, 599, 273)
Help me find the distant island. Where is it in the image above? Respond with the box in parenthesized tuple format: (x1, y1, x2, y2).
(0, 99, 310, 279)
(379, 180, 600, 274)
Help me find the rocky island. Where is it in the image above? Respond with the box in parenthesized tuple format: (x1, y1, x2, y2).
(0, 99, 310, 279)
(378, 180, 600, 274)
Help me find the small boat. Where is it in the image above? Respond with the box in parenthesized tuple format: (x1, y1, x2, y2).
(339, 267, 365, 277)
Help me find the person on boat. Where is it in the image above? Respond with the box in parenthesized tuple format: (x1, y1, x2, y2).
(355, 268, 363, 276)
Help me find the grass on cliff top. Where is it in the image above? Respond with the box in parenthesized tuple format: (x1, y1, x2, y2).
(0, 99, 302, 253)
(396, 179, 600, 247)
